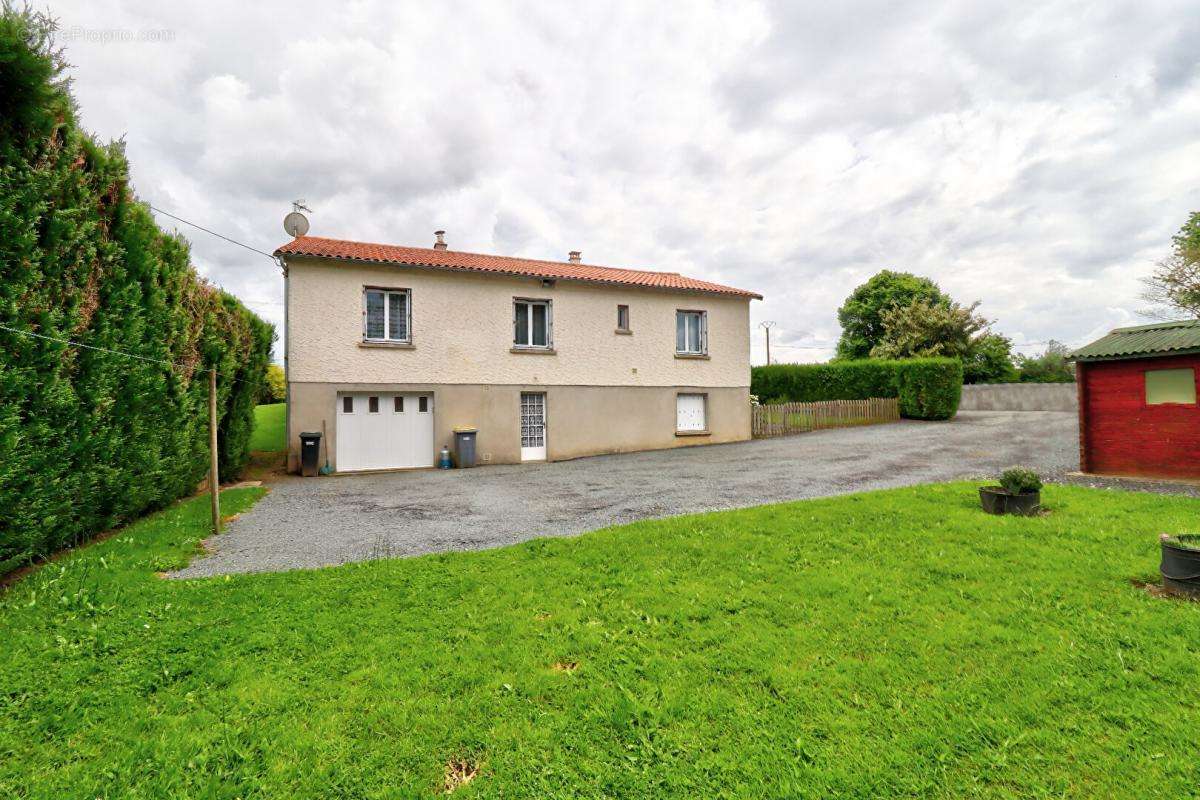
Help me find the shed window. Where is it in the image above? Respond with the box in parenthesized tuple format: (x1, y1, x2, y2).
(1146, 368, 1197, 405)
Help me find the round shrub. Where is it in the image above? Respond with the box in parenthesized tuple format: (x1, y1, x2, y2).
(895, 358, 962, 420)
(999, 467, 1042, 495)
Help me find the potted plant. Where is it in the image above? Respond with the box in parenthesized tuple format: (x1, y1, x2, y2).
(979, 467, 1043, 515)
(1160, 534, 1200, 597)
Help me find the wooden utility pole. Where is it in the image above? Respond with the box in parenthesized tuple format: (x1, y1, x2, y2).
(759, 321, 776, 365)
(209, 367, 220, 535)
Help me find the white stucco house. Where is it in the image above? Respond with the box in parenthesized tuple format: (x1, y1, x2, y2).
(275, 231, 760, 473)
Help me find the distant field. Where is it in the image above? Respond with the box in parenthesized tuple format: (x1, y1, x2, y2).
(250, 403, 285, 452)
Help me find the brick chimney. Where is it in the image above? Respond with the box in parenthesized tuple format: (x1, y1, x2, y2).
(568, 250, 581, 263)
(433, 230, 447, 250)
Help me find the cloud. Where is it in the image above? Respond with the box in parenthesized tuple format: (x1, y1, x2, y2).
(48, 0, 1200, 364)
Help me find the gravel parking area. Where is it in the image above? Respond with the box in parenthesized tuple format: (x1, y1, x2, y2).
(173, 411, 1087, 577)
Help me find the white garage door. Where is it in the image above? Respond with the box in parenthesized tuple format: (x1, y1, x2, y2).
(336, 393, 434, 472)
(676, 393, 707, 432)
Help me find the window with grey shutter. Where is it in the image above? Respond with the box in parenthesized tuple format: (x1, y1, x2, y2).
(513, 299, 552, 349)
(514, 301, 530, 346)
(676, 310, 707, 354)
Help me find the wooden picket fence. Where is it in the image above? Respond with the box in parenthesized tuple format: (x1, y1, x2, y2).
(752, 397, 900, 438)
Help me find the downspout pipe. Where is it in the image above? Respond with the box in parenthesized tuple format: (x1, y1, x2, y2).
(276, 254, 292, 473)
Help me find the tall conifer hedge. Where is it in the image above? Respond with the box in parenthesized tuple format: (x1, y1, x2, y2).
(0, 9, 273, 572)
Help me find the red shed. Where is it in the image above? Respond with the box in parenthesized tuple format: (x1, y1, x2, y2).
(1070, 319, 1200, 479)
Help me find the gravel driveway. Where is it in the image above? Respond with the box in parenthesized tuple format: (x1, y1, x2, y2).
(174, 411, 1082, 577)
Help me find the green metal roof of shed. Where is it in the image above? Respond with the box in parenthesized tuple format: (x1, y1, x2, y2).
(1069, 319, 1200, 362)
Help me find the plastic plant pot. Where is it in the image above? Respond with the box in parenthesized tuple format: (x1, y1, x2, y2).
(1004, 491, 1041, 516)
(1161, 535, 1200, 598)
(978, 487, 1041, 516)
(979, 486, 1007, 514)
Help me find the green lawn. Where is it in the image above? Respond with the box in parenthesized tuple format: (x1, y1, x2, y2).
(3, 484, 1200, 797)
(249, 402, 285, 452)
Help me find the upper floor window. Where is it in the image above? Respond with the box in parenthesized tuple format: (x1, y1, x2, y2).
(1146, 368, 1196, 405)
(364, 288, 410, 343)
(676, 310, 707, 355)
(617, 304, 630, 332)
(514, 299, 552, 349)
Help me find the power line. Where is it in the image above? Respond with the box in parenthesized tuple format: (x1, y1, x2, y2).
(0, 323, 261, 388)
(771, 339, 1085, 351)
(0, 322, 175, 366)
(148, 205, 279, 263)
(5, 207, 279, 392)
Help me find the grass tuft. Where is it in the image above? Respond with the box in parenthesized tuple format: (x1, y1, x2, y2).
(442, 757, 482, 793)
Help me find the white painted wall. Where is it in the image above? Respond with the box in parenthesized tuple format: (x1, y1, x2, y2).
(286, 256, 752, 388)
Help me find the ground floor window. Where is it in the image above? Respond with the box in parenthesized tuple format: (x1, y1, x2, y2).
(676, 393, 707, 431)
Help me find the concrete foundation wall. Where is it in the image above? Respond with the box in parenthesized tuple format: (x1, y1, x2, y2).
(959, 382, 1078, 412)
(288, 382, 751, 471)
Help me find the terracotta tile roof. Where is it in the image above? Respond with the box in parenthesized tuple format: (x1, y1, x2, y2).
(275, 236, 762, 299)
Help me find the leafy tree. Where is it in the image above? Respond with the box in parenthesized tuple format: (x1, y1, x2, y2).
(1143, 212, 1200, 318)
(869, 298, 989, 360)
(962, 332, 1018, 384)
(835, 271, 950, 360)
(1016, 341, 1075, 383)
(260, 363, 286, 404)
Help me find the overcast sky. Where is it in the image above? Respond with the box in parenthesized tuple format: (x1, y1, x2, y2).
(50, 0, 1200, 363)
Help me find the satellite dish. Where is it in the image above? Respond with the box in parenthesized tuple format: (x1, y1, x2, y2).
(283, 211, 309, 238)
